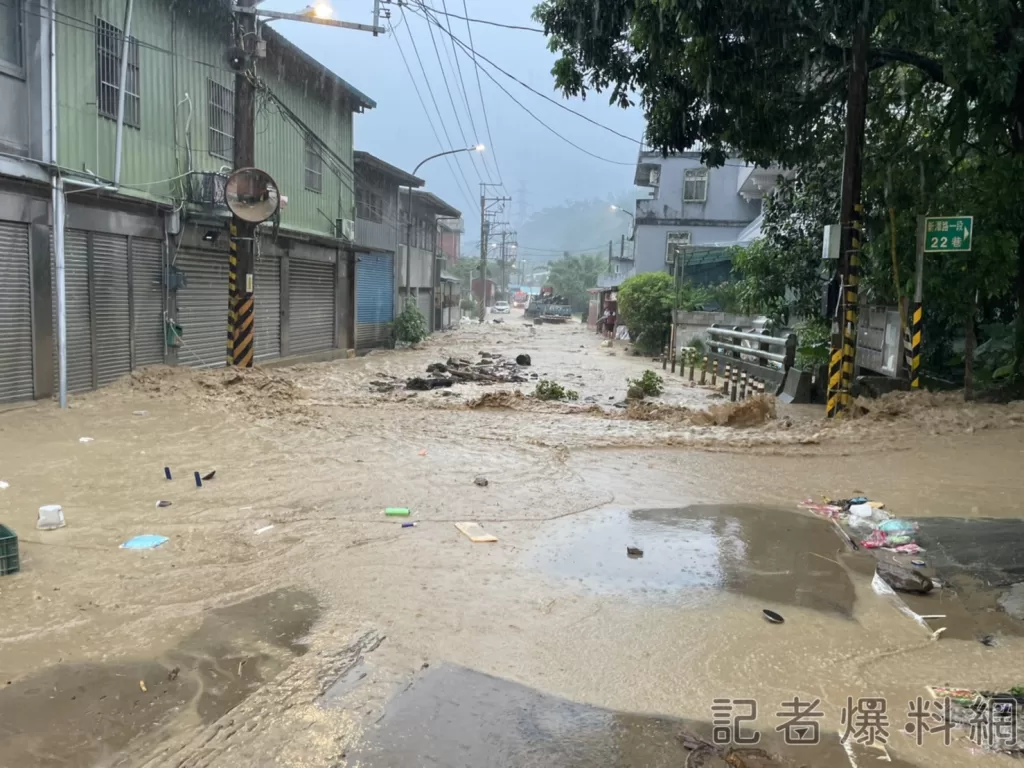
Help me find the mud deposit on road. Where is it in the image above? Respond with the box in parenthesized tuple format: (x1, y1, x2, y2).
(0, 589, 318, 767)
(531, 505, 855, 616)
(349, 663, 918, 768)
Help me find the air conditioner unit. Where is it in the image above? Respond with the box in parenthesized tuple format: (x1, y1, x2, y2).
(336, 218, 355, 241)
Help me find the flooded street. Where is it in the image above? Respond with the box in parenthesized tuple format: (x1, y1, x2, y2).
(2, 316, 1024, 767)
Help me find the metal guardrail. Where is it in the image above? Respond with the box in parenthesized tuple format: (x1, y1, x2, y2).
(703, 325, 797, 398)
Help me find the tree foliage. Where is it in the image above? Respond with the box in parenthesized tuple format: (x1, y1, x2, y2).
(535, 0, 1024, 384)
(546, 252, 607, 311)
(618, 271, 674, 354)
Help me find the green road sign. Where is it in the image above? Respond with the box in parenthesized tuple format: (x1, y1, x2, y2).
(924, 216, 973, 252)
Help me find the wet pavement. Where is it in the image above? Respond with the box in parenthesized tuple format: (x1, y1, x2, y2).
(532, 505, 856, 617)
(0, 589, 318, 767)
(347, 663, 920, 768)
(1, 318, 1024, 766)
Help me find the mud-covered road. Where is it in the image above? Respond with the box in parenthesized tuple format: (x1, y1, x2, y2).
(2, 315, 1024, 767)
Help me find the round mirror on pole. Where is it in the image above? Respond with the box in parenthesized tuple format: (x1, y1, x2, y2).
(224, 167, 281, 224)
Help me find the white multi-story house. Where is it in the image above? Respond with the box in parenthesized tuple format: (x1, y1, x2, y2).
(615, 146, 793, 285)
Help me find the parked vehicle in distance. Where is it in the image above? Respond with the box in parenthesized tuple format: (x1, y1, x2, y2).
(511, 290, 529, 308)
(492, 301, 511, 314)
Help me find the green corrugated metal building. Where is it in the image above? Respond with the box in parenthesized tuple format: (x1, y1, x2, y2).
(0, 0, 376, 402)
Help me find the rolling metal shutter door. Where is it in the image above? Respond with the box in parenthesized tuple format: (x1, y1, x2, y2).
(356, 252, 394, 348)
(131, 238, 165, 368)
(0, 222, 35, 403)
(92, 234, 132, 386)
(52, 230, 94, 393)
(175, 249, 227, 368)
(254, 254, 281, 361)
(289, 258, 335, 355)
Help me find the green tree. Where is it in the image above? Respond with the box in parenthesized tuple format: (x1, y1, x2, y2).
(547, 252, 607, 311)
(534, 0, 1024, 382)
(618, 272, 675, 354)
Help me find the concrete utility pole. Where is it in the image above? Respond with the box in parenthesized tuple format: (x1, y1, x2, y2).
(826, 0, 870, 418)
(500, 230, 507, 299)
(226, 3, 386, 366)
(228, 0, 258, 368)
(478, 184, 510, 321)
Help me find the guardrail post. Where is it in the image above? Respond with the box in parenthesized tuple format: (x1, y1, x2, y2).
(783, 333, 797, 371)
(700, 356, 707, 385)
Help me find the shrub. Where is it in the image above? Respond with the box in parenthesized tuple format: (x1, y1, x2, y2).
(627, 369, 664, 398)
(618, 272, 674, 354)
(534, 380, 579, 401)
(393, 303, 428, 344)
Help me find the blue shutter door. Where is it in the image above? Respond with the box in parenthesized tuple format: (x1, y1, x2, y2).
(356, 253, 394, 349)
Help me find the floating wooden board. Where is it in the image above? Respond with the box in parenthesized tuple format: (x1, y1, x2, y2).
(454, 522, 498, 543)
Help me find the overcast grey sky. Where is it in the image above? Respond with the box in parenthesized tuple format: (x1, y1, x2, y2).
(262, 0, 644, 223)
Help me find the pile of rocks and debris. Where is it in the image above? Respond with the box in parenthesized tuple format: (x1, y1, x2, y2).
(370, 352, 536, 393)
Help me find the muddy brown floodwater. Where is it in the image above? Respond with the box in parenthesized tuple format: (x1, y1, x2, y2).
(1, 314, 1024, 767)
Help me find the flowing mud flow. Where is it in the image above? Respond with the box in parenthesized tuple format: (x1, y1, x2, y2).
(2, 317, 1024, 767)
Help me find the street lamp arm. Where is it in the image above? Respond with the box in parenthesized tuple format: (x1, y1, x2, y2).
(412, 145, 484, 175)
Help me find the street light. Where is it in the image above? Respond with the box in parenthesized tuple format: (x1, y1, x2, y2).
(610, 204, 634, 221)
(405, 145, 485, 301)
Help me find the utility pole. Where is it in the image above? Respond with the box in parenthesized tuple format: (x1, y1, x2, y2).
(479, 191, 487, 321)
(226, 3, 385, 366)
(478, 183, 510, 321)
(608, 240, 613, 271)
(500, 230, 507, 300)
(228, 0, 258, 368)
(826, 0, 870, 418)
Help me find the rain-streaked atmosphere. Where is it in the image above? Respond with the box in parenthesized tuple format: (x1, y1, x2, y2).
(1, 1, 1024, 766)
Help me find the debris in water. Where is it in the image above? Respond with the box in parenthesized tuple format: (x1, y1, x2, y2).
(254, 525, 275, 535)
(981, 634, 996, 647)
(515, 354, 531, 366)
(466, 391, 526, 409)
(402, 522, 417, 528)
(385, 507, 411, 517)
(155, 500, 172, 508)
(455, 522, 497, 543)
(120, 534, 169, 550)
(167, 666, 180, 681)
(626, 546, 643, 558)
(473, 476, 489, 487)
(79, 437, 94, 443)
(426, 362, 449, 373)
(194, 471, 202, 488)
(762, 609, 785, 624)
(139, 680, 147, 693)
(201, 470, 216, 481)
(37, 504, 66, 530)
(133, 410, 148, 416)
(876, 560, 934, 594)
(0, 481, 8, 490)
(164, 466, 172, 480)
(406, 376, 453, 391)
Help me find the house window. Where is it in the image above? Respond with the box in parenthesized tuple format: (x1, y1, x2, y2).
(666, 231, 691, 266)
(96, 18, 140, 128)
(304, 134, 323, 193)
(356, 186, 384, 223)
(208, 79, 234, 160)
(683, 168, 709, 202)
(1, 0, 23, 73)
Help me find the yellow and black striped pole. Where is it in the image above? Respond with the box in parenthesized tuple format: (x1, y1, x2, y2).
(907, 302, 922, 388)
(827, 205, 863, 417)
(227, 222, 239, 365)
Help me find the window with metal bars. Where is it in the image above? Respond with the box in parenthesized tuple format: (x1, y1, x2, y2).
(665, 231, 691, 265)
(683, 168, 709, 202)
(304, 134, 323, 193)
(207, 79, 234, 160)
(95, 18, 140, 128)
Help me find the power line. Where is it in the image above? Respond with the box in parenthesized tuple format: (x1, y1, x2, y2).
(459, 0, 507, 196)
(398, 5, 479, 210)
(420, 6, 487, 187)
(415, 1, 641, 146)
(410, 4, 635, 166)
(438, 0, 497, 185)
(411, 2, 544, 33)
(390, 15, 478, 214)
